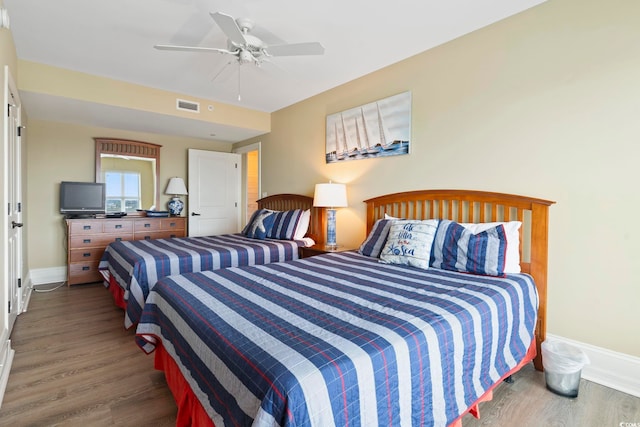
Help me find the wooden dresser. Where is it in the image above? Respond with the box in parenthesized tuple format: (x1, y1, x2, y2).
(65, 217, 186, 285)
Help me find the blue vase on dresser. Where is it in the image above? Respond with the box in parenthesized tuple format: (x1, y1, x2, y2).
(167, 197, 184, 216)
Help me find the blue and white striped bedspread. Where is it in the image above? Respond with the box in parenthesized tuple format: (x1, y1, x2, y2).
(136, 251, 538, 427)
(99, 233, 304, 328)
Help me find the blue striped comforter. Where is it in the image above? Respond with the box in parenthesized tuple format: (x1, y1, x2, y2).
(99, 233, 304, 328)
(136, 251, 538, 427)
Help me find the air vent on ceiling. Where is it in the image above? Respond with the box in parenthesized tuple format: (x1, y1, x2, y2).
(176, 98, 200, 113)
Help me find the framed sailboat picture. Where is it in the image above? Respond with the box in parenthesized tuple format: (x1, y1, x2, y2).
(325, 91, 411, 164)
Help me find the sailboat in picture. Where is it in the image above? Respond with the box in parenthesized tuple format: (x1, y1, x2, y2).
(334, 122, 347, 161)
(376, 102, 403, 151)
(360, 107, 381, 155)
(341, 113, 359, 158)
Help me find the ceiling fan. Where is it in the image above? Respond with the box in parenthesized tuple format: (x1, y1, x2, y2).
(155, 12, 325, 66)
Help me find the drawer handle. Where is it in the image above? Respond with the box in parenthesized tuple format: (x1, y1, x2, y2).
(83, 225, 91, 230)
(144, 223, 151, 228)
(169, 222, 176, 227)
(115, 224, 122, 229)
(82, 266, 90, 271)
(144, 236, 151, 240)
(170, 234, 176, 238)
(83, 253, 91, 257)
(115, 237, 122, 242)
(83, 239, 91, 244)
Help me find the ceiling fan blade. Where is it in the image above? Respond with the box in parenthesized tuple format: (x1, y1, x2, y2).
(210, 12, 247, 46)
(266, 42, 325, 57)
(154, 44, 236, 55)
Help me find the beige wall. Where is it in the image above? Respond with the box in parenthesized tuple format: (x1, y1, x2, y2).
(26, 120, 232, 268)
(241, 0, 640, 357)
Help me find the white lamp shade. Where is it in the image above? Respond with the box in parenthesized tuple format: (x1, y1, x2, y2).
(313, 183, 347, 208)
(165, 177, 188, 196)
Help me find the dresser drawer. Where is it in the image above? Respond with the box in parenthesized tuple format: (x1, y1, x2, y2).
(161, 218, 186, 231)
(70, 233, 132, 249)
(68, 262, 102, 285)
(134, 219, 163, 232)
(155, 230, 184, 239)
(134, 231, 171, 241)
(69, 248, 104, 262)
(102, 220, 134, 233)
(68, 220, 104, 235)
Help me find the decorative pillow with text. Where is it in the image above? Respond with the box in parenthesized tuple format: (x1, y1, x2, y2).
(379, 220, 439, 269)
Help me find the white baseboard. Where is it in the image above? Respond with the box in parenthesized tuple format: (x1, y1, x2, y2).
(546, 334, 640, 398)
(21, 272, 34, 313)
(29, 266, 66, 286)
(0, 332, 15, 409)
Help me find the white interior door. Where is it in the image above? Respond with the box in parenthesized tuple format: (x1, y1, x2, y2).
(1, 66, 19, 407)
(7, 80, 23, 326)
(188, 149, 241, 237)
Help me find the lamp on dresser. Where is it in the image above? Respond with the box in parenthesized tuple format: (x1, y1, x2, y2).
(313, 182, 348, 249)
(165, 177, 188, 216)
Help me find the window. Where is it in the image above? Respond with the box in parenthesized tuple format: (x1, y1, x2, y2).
(105, 171, 141, 213)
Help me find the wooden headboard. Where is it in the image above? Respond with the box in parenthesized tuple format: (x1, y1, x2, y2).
(364, 189, 555, 371)
(257, 194, 325, 245)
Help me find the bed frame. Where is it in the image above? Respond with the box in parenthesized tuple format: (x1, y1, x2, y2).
(257, 194, 325, 245)
(364, 189, 555, 370)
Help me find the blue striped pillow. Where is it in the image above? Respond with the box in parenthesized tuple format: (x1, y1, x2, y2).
(431, 219, 507, 277)
(358, 219, 394, 258)
(267, 209, 304, 240)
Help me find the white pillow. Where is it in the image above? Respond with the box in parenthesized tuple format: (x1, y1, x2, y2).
(293, 209, 311, 240)
(460, 221, 522, 273)
(379, 220, 439, 270)
(384, 213, 399, 219)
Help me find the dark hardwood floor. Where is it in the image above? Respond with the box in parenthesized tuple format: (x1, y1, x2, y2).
(1, 282, 638, 426)
(0, 283, 176, 426)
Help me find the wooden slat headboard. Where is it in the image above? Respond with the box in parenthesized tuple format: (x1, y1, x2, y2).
(257, 194, 325, 245)
(364, 189, 555, 371)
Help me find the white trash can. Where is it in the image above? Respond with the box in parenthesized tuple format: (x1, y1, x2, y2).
(541, 340, 590, 398)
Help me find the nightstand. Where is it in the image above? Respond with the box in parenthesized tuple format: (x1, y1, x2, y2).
(299, 245, 354, 259)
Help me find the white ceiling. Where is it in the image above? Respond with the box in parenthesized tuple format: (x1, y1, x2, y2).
(4, 0, 546, 142)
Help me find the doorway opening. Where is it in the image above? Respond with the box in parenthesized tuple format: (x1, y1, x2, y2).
(233, 142, 261, 228)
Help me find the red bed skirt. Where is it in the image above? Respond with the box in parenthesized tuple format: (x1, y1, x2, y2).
(154, 338, 537, 427)
(102, 271, 127, 311)
(155, 344, 215, 427)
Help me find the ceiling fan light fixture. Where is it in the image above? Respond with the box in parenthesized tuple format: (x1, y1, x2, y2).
(238, 50, 254, 63)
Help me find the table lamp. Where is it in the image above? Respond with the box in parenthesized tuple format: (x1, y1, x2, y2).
(165, 177, 188, 216)
(313, 182, 347, 248)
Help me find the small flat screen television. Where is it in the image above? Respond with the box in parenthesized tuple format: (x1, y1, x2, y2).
(59, 181, 106, 217)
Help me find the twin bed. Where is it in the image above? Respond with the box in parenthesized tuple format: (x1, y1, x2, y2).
(124, 189, 554, 427)
(98, 194, 324, 328)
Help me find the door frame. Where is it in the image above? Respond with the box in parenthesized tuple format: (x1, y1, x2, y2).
(233, 141, 261, 226)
